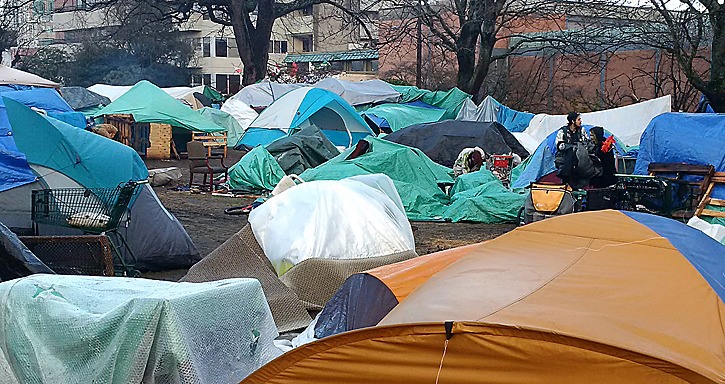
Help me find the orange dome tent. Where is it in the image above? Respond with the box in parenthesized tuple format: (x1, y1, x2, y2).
(243, 210, 725, 384)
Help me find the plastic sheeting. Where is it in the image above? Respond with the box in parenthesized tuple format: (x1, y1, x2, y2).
(228, 146, 286, 193)
(444, 170, 526, 223)
(383, 120, 529, 167)
(634, 112, 725, 207)
(300, 137, 453, 221)
(266, 126, 340, 175)
(227, 82, 308, 108)
(390, 85, 471, 120)
(198, 107, 248, 148)
(361, 103, 445, 132)
(0, 221, 54, 281)
(314, 78, 400, 106)
(456, 96, 535, 133)
(0, 275, 281, 383)
(219, 99, 258, 143)
(0, 65, 58, 88)
(59, 86, 111, 110)
(524, 95, 671, 147)
(248, 175, 415, 276)
(95, 81, 226, 132)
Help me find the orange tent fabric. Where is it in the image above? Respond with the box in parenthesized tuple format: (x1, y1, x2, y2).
(243, 211, 725, 384)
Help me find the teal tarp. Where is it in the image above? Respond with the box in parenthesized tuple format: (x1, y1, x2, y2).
(95, 81, 225, 133)
(390, 85, 471, 120)
(300, 137, 454, 221)
(6, 98, 148, 189)
(228, 146, 285, 193)
(198, 107, 245, 147)
(362, 104, 446, 132)
(444, 170, 526, 223)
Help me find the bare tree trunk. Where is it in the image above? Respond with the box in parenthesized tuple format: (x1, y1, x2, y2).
(229, 0, 274, 85)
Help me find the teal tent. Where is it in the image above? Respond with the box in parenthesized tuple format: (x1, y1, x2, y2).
(361, 104, 446, 132)
(6, 98, 148, 189)
(390, 85, 471, 120)
(198, 107, 245, 147)
(95, 81, 225, 133)
(300, 137, 453, 221)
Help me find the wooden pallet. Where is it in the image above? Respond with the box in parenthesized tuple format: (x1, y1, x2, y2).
(146, 123, 173, 159)
(103, 114, 134, 147)
(648, 162, 715, 218)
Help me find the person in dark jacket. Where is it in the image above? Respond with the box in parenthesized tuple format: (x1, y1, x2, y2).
(554, 112, 594, 188)
(589, 126, 617, 188)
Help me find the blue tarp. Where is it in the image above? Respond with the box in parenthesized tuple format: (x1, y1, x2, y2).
(490, 97, 535, 133)
(634, 113, 725, 200)
(512, 125, 627, 189)
(0, 88, 83, 192)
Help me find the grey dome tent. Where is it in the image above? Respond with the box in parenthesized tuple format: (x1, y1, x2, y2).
(383, 120, 529, 168)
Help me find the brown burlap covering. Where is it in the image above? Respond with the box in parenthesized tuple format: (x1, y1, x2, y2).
(180, 224, 312, 333)
(280, 250, 418, 311)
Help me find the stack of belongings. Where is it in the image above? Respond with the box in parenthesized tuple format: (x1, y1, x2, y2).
(181, 174, 418, 332)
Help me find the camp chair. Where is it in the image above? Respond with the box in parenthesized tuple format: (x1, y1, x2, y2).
(187, 141, 228, 191)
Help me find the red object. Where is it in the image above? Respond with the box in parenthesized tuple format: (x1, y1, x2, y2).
(601, 136, 616, 153)
(290, 62, 298, 77)
(492, 155, 513, 168)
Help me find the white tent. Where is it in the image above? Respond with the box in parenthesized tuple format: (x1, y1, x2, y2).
(227, 82, 308, 108)
(313, 78, 400, 106)
(88, 84, 207, 104)
(0, 65, 58, 88)
(220, 98, 258, 131)
(524, 95, 672, 147)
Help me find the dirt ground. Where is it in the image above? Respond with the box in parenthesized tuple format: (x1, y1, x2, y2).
(144, 150, 515, 278)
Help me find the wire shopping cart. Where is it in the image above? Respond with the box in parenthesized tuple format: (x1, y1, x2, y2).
(31, 181, 143, 276)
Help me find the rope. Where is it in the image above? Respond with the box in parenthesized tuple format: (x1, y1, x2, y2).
(434, 339, 449, 384)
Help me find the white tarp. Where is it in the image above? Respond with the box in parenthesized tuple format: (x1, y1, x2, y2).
(511, 132, 542, 154)
(0, 65, 58, 88)
(524, 95, 671, 147)
(456, 96, 498, 122)
(248, 174, 415, 276)
(221, 98, 259, 130)
(314, 78, 400, 106)
(227, 82, 308, 108)
(0, 275, 282, 383)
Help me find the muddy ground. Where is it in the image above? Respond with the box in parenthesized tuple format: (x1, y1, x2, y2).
(144, 150, 515, 279)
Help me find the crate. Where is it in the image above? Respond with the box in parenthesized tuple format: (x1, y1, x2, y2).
(18, 235, 115, 276)
(146, 123, 173, 159)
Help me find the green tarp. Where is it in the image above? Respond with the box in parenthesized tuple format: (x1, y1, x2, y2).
(362, 104, 446, 132)
(198, 107, 245, 147)
(444, 170, 526, 223)
(203, 86, 224, 103)
(390, 85, 471, 120)
(228, 146, 285, 193)
(300, 137, 454, 221)
(95, 81, 225, 132)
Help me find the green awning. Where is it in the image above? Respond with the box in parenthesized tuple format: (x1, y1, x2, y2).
(283, 49, 378, 63)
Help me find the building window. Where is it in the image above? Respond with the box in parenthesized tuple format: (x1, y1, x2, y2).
(215, 38, 227, 57)
(350, 60, 364, 72)
(191, 74, 203, 86)
(300, 36, 313, 52)
(203, 74, 212, 86)
(301, 5, 313, 15)
(202, 37, 211, 57)
(228, 38, 239, 58)
(268, 40, 288, 53)
(215, 74, 241, 94)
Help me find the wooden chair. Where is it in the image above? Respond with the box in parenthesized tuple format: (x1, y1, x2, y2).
(187, 141, 228, 191)
(647, 162, 715, 218)
(695, 172, 725, 220)
(192, 131, 228, 158)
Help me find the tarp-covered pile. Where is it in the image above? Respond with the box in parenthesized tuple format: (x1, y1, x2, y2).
(0, 275, 281, 383)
